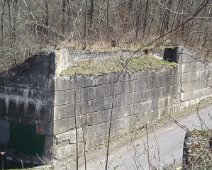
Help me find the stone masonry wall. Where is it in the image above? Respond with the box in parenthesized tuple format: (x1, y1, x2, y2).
(178, 48, 212, 108)
(52, 68, 179, 163)
(0, 47, 211, 169)
(52, 47, 212, 168)
(0, 53, 55, 164)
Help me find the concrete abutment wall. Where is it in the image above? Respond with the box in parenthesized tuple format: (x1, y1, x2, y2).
(51, 47, 212, 168)
(0, 47, 211, 169)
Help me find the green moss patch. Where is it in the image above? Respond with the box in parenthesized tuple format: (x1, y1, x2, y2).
(60, 56, 177, 76)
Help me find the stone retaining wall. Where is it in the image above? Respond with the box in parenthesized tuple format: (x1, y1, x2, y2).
(0, 47, 211, 169)
(51, 47, 212, 168)
(178, 48, 212, 108)
(52, 68, 179, 162)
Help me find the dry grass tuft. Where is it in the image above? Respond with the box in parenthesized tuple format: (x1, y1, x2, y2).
(60, 55, 177, 76)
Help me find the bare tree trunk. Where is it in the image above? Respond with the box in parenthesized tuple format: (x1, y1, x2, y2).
(159, 0, 172, 36)
(164, 0, 172, 31)
(177, 0, 184, 37)
(89, 0, 94, 27)
(44, 0, 49, 37)
(133, 0, 141, 40)
(0, 0, 6, 59)
(106, 0, 110, 42)
(83, 0, 88, 49)
(7, 0, 12, 47)
(170, 0, 181, 31)
(1, 0, 6, 47)
(12, 0, 18, 47)
(66, 0, 71, 32)
(143, 0, 149, 35)
(62, 0, 66, 34)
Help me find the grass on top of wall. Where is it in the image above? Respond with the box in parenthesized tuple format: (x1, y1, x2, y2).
(60, 55, 177, 76)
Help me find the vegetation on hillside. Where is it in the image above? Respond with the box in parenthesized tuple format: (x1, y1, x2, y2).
(0, 0, 211, 72)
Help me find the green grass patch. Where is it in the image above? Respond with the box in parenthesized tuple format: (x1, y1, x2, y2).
(60, 56, 177, 76)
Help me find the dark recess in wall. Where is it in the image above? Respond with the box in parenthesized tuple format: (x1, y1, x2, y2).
(164, 47, 179, 63)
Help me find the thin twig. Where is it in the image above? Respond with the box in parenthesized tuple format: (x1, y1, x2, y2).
(196, 98, 210, 130)
(80, 108, 87, 170)
(74, 74, 79, 170)
(166, 113, 189, 132)
(105, 92, 116, 170)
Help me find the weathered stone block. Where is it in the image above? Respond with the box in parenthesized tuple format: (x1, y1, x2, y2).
(137, 100, 152, 112)
(102, 83, 112, 97)
(159, 75, 175, 87)
(109, 83, 116, 96)
(108, 72, 119, 83)
(180, 99, 199, 109)
(158, 96, 169, 109)
(54, 104, 74, 120)
(124, 104, 135, 117)
(96, 85, 107, 98)
(102, 96, 113, 110)
(151, 87, 161, 99)
(111, 118, 124, 132)
(113, 94, 127, 108)
(181, 71, 207, 83)
(78, 98, 104, 114)
(207, 69, 212, 79)
(112, 106, 125, 120)
(158, 107, 169, 118)
(170, 85, 179, 95)
(144, 110, 157, 121)
(94, 135, 107, 146)
(182, 62, 205, 73)
(207, 78, 212, 87)
(88, 110, 111, 125)
(53, 117, 75, 135)
(93, 74, 108, 86)
(138, 71, 149, 79)
(142, 89, 152, 101)
(125, 80, 136, 93)
(54, 78, 75, 91)
(181, 89, 203, 101)
(115, 81, 126, 95)
(54, 128, 83, 143)
(75, 101, 85, 116)
(85, 125, 96, 139)
(127, 114, 139, 127)
(203, 88, 212, 96)
(95, 122, 110, 137)
(181, 80, 206, 92)
(150, 76, 160, 88)
(75, 75, 95, 88)
(128, 71, 144, 80)
(54, 144, 76, 160)
(82, 87, 97, 101)
(134, 91, 143, 103)
(54, 90, 75, 106)
(152, 99, 159, 110)
(135, 79, 148, 91)
(126, 92, 135, 105)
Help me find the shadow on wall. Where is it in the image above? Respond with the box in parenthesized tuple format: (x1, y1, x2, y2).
(0, 52, 55, 168)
